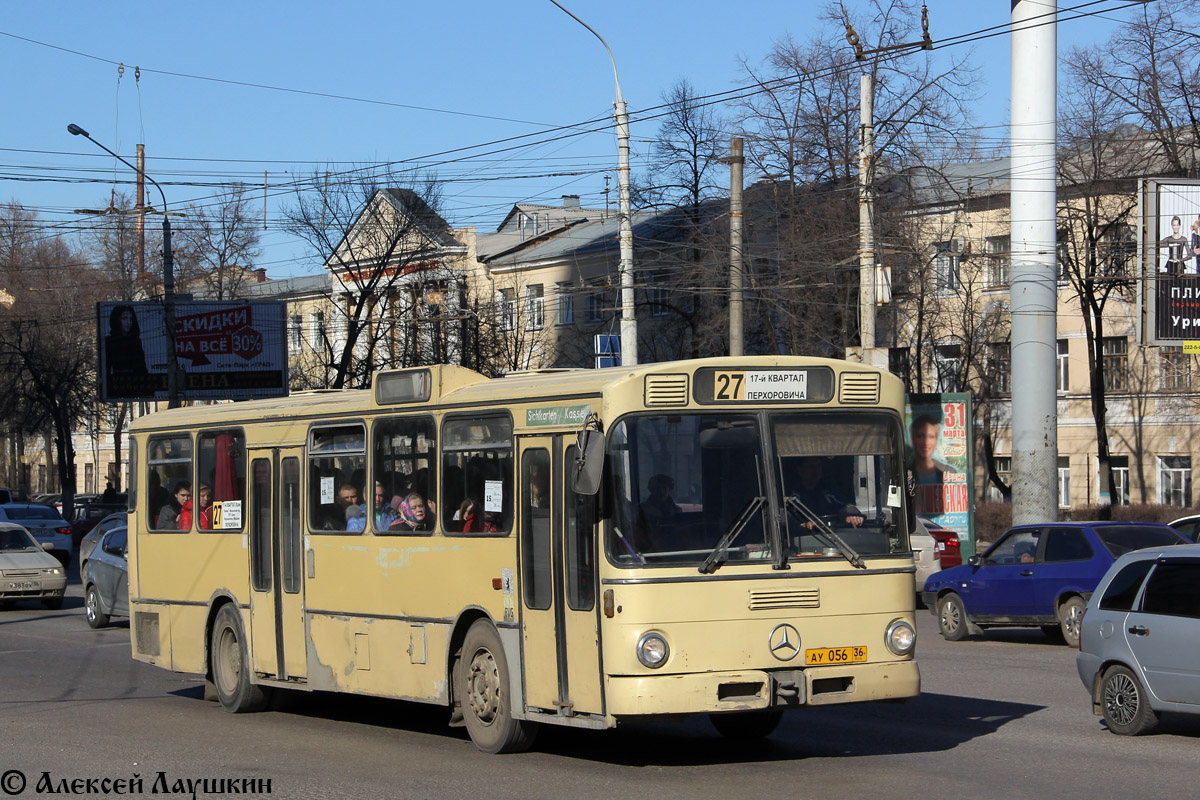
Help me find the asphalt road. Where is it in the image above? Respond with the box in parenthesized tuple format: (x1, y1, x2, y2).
(2, 563, 1198, 800)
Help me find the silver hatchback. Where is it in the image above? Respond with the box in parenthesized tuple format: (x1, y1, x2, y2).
(1076, 543, 1200, 735)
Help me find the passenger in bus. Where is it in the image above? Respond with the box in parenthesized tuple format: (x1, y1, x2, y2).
(389, 492, 434, 532)
(529, 464, 549, 509)
(459, 497, 498, 533)
(791, 457, 863, 528)
(148, 472, 174, 529)
(373, 481, 398, 529)
(337, 483, 368, 532)
(196, 483, 213, 530)
(157, 481, 191, 530)
(631, 474, 682, 551)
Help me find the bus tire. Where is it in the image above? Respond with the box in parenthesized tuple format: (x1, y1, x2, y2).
(460, 620, 537, 753)
(709, 708, 784, 739)
(210, 604, 270, 713)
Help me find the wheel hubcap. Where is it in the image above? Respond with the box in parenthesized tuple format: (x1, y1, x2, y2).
(216, 627, 240, 694)
(86, 591, 97, 622)
(466, 647, 501, 727)
(1064, 606, 1082, 640)
(1104, 673, 1138, 726)
(941, 601, 960, 632)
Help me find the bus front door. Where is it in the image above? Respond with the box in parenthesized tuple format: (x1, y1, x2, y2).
(247, 451, 307, 683)
(518, 437, 602, 718)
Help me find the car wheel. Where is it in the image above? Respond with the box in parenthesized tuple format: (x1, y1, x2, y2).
(459, 619, 538, 753)
(937, 592, 969, 641)
(709, 708, 784, 739)
(210, 604, 270, 713)
(1100, 665, 1160, 736)
(85, 585, 109, 629)
(1058, 596, 1086, 648)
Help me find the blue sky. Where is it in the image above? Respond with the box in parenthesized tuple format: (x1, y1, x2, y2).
(0, 1, 1141, 278)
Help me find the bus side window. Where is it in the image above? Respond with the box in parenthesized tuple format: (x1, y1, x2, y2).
(147, 435, 192, 531)
(373, 416, 436, 534)
(196, 430, 245, 532)
(308, 423, 366, 533)
(442, 415, 513, 535)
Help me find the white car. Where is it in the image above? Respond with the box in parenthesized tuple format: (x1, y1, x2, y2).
(0, 503, 72, 565)
(0, 522, 67, 609)
(912, 517, 942, 596)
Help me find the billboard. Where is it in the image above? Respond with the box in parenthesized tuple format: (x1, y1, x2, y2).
(1145, 180, 1200, 344)
(906, 393, 974, 555)
(97, 301, 288, 402)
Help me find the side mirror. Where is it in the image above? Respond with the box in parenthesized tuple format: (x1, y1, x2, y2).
(968, 555, 982, 567)
(41, 542, 54, 552)
(572, 428, 605, 496)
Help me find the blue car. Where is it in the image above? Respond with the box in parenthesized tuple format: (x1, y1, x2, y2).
(921, 522, 1185, 647)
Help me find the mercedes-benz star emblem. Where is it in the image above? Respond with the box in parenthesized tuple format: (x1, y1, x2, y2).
(769, 623, 801, 661)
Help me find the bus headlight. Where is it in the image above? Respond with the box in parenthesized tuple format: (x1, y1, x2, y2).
(885, 620, 916, 656)
(636, 632, 670, 668)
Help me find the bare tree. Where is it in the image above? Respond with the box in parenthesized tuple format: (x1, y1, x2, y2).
(174, 184, 263, 299)
(1058, 48, 1158, 517)
(0, 206, 103, 508)
(283, 173, 465, 389)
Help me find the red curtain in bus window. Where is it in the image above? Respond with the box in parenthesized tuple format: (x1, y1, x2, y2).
(214, 433, 240, 501)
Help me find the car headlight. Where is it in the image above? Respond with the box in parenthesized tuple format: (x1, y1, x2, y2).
(41, 567, 62, 576)
(885, 620, 916, 656)
(636, 632, 670, 668)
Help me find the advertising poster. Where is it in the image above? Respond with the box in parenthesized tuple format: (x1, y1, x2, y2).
(97, 301, 288, 402)
(906, 393, 974, 555)
(1149, 181, 1200, 342)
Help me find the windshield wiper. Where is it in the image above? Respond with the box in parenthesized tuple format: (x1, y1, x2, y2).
(698, 496, 766, 574)
(784, 496, 865, 569)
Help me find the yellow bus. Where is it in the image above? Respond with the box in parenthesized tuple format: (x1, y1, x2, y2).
(127, 356, 919, 752)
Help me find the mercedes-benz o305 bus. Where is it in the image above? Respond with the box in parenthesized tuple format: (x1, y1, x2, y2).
(126, 356, 919, 753)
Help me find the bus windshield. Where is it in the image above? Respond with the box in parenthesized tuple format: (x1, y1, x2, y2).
(606, 411, 906, 567)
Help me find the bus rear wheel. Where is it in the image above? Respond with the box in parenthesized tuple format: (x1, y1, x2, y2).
(460, 620, 537, 753)
(210, 604, 270, 713)
(709, 708, 784, 739)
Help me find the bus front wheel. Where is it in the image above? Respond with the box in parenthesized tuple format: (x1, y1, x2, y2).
(460, 620, 537, 753)
(210, 604, 270, 713)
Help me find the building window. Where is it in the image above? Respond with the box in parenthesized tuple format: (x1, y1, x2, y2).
(989, 456, 1012, 502)
(525, 284, 544, 331)
(889, 347, 911, 390)
(1102, 337, 1128, 392)
(586, 289, 606, 322)
(308, 312, 325, 352)
(934, 241, 960, 293)
(1158, 456, 1191, 507)
(1057, 339, 1070, 393)
(1161, 347, 1193, 391)
(1107, 455, 1129, 506)
(499, 289, 516, 333)
(935, 344, 962, 393)
(555, 283, 574, 326)
(647, 273, 670, 317)
(986, 235, 1010, 287)
(1099, 223, 1136, 277)
(1058, 456, 1071, 509)
(989, 342, 1011, 395)
(288, 315, 303, 354)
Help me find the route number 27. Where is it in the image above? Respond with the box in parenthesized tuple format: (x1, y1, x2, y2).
(714, 371, 746, 401)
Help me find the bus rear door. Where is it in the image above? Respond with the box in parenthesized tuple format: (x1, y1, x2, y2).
(247, 450, 307, 683)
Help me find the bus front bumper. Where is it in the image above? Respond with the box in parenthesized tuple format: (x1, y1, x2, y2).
(605, 660, 920, 716)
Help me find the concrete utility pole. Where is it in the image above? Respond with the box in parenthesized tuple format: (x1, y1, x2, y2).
(549, 0, 637, 365)
(1009, 1, 1059, 524)
(855, 73, 880, 365)
(727, 137, 745, 357)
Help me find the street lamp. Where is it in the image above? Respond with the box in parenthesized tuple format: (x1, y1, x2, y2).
(549, 1, 637, 366)
(68, 124, 181, 408)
